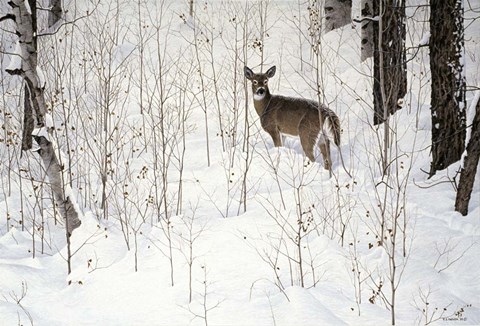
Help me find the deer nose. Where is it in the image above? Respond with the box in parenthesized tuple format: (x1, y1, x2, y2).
(257, 88, 265, 95)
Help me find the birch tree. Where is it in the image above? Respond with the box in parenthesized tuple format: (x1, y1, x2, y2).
(3, 0, 82, 236)
(324, 0, 352, 33)
(359, 0, 374, 62)
(428, 0, 466, 177)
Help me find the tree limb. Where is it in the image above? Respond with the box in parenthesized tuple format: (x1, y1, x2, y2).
(0, 14, 16, 23)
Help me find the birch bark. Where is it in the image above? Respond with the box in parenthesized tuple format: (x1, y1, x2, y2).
(6, 0, 82, 235)
(324, 0, 352, 32)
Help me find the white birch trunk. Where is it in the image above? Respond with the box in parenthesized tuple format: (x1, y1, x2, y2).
(360, 0, 374, 62)
(6, 0, 82, 236)
(324, 0, 352, 32)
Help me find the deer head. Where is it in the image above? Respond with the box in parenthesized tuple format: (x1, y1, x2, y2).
(244, 66, 276, 101)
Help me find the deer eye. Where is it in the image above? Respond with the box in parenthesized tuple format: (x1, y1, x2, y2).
(264, 79, 268, 85)
(253, 80, 258, 85)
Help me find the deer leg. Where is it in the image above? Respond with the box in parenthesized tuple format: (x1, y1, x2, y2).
(299, 128, 316, 162)
(318, 133, 331, 171)
(266, 128, 282, 147)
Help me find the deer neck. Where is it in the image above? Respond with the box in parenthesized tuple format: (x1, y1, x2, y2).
(253, 90, 272, 117)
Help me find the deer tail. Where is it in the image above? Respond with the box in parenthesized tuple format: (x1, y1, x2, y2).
(323, 109, 341, 147)
(322, 108, 352, 178)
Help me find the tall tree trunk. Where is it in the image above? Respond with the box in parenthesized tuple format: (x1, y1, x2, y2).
(373, 0, 407, 126)
(34, 135, 82, 234)
(324, 0, 352, 32)
(455, 94, 480, 216)
(429, 0, 466, 176)
(6, 0, 82, 236)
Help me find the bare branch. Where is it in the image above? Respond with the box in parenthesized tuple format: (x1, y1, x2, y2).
(0, 14, 16, 23)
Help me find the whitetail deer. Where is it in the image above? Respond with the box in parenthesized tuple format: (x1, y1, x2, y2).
(244, 65, 341, 172)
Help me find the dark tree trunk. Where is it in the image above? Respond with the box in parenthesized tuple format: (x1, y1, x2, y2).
(28, 0, 37, 48)
(455, 96, 480, 216)
(429, 0, 466, 177)
(324, 0, 352, 32)
(22, 82, 35, 150)
(373, 0, 407, 126)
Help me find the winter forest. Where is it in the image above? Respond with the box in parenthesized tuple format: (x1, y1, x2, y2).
(0, 0, 479, 325)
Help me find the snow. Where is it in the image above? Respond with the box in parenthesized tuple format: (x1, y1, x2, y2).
(0, 1, 479, 326)
(36, 66, 46, 89)
(31, 126, 50, 140)
(419, 32, 430, 46)
(44, 113, 54, 128)
(6, 41, 22, 72)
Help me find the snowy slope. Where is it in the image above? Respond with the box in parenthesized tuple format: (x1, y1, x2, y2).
(0, 0, 479, 325)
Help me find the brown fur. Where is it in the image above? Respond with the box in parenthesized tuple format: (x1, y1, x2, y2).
(245, 65, 340, 171)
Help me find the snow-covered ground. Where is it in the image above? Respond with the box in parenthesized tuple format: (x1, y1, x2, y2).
(0, 0, 479, 325)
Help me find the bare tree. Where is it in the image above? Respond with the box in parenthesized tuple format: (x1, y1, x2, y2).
(186, 264, 223, 326)
(412, 286, 472, 326)
(4, 281, 33, 326)
(176, 202, 207, 303)
(255, 151, 323, 289)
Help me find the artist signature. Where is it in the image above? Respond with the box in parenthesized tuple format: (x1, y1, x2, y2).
(442, 317, 468, 322)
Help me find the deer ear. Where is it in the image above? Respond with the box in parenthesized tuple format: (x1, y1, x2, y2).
(266, 66, 276, 78)
(244, 66, 254, 80)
